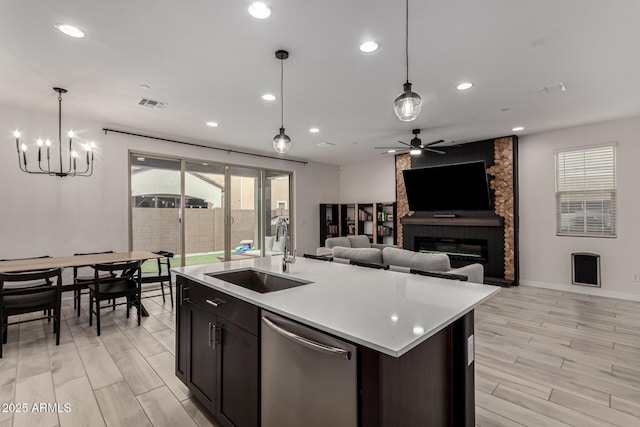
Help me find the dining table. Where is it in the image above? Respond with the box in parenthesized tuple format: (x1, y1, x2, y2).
(0, 250, 163, 316)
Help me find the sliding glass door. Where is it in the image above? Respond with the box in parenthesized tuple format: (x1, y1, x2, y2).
(130, 156, 182, 267)
(183, 161, 226, 266)
(130, 153, 292, 265)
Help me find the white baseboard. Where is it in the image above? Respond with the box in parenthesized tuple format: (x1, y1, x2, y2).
(519, 279, 640, 302)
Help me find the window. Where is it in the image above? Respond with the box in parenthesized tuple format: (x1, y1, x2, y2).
(555, 144, 616, 237)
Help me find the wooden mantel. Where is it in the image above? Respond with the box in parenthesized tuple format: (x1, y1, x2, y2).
(400, 216, 504, 227)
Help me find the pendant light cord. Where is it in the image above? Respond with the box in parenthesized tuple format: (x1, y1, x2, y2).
(58, 93, 63, 172)
(280, 59, 284, 128)
(405, 0, 409, 83)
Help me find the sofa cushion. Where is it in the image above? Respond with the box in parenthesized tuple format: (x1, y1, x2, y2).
(348, 235, 371, 248)
(325, 237, 351, 249)
(332, 247, 382, 264)
(382, 247, 451, 272)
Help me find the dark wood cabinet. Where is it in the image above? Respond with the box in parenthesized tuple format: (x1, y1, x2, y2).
(175, 277, 189, 382)
(218, 319, 259, 427)
(187, 303, 218, 410)
(176, 276, 259, 426)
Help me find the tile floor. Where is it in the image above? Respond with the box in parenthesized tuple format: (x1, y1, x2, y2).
(0, 289, 221, 427)
(1, 284, 639, 426)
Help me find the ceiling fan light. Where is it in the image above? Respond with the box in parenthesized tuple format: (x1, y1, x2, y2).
(273, 128, 291, 154)
(409, 148, 422, 155)
(394, 82, 422, 122)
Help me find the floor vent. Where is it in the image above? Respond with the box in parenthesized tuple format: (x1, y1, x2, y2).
(138, 98, 167, 109)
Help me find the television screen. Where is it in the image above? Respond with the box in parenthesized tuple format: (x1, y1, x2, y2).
(402, 161, 492, 211)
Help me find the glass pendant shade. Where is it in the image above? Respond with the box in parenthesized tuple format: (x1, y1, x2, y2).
(273, 128, 291, 154)
(394, 82, 422, 122)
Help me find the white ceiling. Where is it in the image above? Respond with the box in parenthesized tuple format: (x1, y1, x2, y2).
(2, 0, 640, 165)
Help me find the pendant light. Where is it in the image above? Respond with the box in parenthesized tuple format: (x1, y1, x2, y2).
(393, 0, 422, 122)
(273, 50, 291, 154)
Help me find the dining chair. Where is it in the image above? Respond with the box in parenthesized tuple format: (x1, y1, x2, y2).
(72, 251, 115, 317)
(0, 267, 63, 358)
(0, 255, 53, 321)
(88, 260, 142, 336)
(140, 251, 174, 307)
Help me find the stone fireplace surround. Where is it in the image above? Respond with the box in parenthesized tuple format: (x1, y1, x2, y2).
(395, 136, 518, 286)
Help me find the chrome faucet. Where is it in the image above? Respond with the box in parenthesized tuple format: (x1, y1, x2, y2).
(275, 217, 296, 271)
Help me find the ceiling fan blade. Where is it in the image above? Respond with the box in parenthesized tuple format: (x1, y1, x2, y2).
(397, 140, 412, 147)
(424, 148, 446, 155)
(374, 146, 406, 149)
(421, 139, 445, 148)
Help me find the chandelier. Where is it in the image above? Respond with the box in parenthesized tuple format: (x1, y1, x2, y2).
(14, 87, 95, 177)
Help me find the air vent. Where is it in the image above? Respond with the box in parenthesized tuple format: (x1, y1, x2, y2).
(316, 142, 335, 148)
(138, 98, 167, 109)
(532, 81, 566, 95)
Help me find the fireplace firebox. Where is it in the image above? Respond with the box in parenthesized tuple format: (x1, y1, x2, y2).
(415, 237, 489, 266)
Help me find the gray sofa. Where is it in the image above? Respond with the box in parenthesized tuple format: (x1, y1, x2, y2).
(316, 235, 396, 257)
(328, 245, 484, 284)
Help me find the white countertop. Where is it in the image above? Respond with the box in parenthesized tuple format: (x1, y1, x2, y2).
(173, 256, 500, 357)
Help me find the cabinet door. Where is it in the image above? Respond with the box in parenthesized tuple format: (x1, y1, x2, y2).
(187, 303, 218, 414)
(217, 319, 259, 427)
(175, 277, 189, 382)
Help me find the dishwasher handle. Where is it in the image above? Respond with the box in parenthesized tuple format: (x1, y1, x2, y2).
(262, 316, 352, 360)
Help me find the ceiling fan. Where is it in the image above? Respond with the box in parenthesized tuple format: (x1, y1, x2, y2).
(375, 129, 445, 155)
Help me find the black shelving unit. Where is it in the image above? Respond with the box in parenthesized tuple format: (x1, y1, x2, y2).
(376, 202, 397, 245)
(340, 204, 356, 236)
(319, 204, 340, 246)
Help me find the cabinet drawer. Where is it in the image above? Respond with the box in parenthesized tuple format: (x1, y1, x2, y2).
(188, 281, 259, 336)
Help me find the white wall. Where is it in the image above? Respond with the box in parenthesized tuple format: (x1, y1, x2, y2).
(339, 156, 396, 203)
(0, 103, 339, 260)
(519, 116, 640, 300)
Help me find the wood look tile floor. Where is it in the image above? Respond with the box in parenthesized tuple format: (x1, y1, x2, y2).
(1, 285, 639, 426)
(475, 285, 640, 427)
(0, 289, 222, 427)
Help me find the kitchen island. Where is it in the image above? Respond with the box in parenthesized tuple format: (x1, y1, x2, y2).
(173, 256, 500, 427)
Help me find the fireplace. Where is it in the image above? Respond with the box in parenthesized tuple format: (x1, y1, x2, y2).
(415, 237, 488, 267)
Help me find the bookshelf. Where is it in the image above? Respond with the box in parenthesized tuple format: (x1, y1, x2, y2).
(376, 202, 397, 245)
(319, 204, 340, 246)
(320, 202, 396, 246)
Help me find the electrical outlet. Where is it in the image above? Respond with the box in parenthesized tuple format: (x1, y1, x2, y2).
(633, 274, 640, 283)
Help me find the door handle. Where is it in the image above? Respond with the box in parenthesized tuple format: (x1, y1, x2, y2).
(262, 316, 351, 360)
(180, 286, 190, 305)
(206, 298, 225, 307)
(208, 322, 219, 349)
(208, 322, 216, 348)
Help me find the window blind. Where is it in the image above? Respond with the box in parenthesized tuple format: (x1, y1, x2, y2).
(555, 145, 616, 237)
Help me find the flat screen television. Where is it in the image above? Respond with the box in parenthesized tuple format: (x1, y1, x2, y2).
(402, 161, 492, 211)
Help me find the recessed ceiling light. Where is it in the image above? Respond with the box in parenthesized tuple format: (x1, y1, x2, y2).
(137, 157, 146, 161)
(413, 326, 424, 335)
(206, 121, 218, 127)
(309, 128, 319, 133)
(512, 126, 524, 132)
(456, 82, 474, 91)
(248, 2, 271, 19)
(55, 24, 85, 38)
(262, 94, 276, 101)
(388, 149, 397, 153)
(359, 41, 379, 53)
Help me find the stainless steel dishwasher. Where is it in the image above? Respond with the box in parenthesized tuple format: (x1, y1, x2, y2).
(261, 310, 357, 427)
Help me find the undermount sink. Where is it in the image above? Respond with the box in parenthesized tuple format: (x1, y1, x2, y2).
(206, 268, 312, 293)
